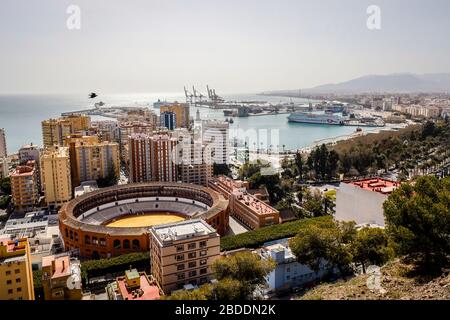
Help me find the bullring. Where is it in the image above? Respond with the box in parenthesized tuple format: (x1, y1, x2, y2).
(59, 182, 229, 259)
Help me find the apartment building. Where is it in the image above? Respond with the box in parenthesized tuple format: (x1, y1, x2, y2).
(128, 131, 178, 183)
(40, 146, 72, 207)
(41, 253, 83, 300)
(201, 120, 229, 165)
(0, 237, 35, 300)
(160, 111, 177, 130)
(64, 135, 120, 188)
(160, 103, 190, 128)
(11, 161, 39, 212)
(177, 131, 212, 186)
(42, 115, 90, 147)
(0, 128, 6, 157)
(0, 157, 9, 180)
(149, 219, 220, 294)
(118, 121, 155, 160)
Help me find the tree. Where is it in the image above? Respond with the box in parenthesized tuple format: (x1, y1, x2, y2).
(307, 144, 339, 180)
(383, 176, 450, 269)
(165, 284, 213, 300)
(290, 220, 356, 275)
(421, 121, 436, 140)
(166, 252, 276, 300)
(302, 189, 325, 217)
(97, 163, 118, 188)
(213, 163, 231, 176)
(0, 177, 11, 195)
(294, 152, 305, 182)
(213, 251, 276, 299)
(351, 227, 393, 273)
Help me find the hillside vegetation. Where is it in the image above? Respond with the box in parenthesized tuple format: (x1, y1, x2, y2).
(299, 259, 450, 300)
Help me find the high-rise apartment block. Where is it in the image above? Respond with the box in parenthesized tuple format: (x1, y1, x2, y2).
(41, 115, 90, 147)
(160, 111, 177, 130)
(128, 131, 178, 183)
(160, 103, 190, 128)
(0, 157, 9, 180)
(64, 135, 119, 188)
(201, 120, 229, 165)
(0, 128, 7, 157)
(40, 146, 72, 206)
(11, 160, 39, 212)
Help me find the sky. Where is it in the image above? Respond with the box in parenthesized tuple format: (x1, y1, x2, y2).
(1, 0, 450, 94)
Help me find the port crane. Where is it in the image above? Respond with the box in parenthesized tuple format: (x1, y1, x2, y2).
(184, 85, 224, 106)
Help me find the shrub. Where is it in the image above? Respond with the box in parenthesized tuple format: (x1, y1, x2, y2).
(81, 251, 150, 282)
(220, 216, 332, 251)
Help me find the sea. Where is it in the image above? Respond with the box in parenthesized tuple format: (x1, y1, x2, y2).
(0, 92, 365, 154)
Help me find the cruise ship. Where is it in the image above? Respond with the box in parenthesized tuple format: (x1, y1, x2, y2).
(153, 99, 173, 108)
(287, 112, 345, 125)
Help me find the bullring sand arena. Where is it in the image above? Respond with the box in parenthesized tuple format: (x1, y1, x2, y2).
(105, 213, 185, 228)
(59, 182, 229, 259)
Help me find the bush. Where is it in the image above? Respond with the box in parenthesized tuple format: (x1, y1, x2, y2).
(81, 251, 150, 283)
(220, 216, 332, 251)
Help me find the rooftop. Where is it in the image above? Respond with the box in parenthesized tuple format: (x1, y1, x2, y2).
(116, 273, 160, 300)
(151, 219, 216, 243)
(345, 178, 400, 195)
(234, 192, 278, 216)
(42, 254, 72, 279)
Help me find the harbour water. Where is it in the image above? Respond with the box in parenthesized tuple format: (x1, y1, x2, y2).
(1, 93, 376, 153)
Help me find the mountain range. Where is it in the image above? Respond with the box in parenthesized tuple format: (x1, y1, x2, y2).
(263, 73, 450, 95)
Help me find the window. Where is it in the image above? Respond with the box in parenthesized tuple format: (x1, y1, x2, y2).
(200, 268, 207, 275)
(123, 239, 130, 249)
(200, 259, 207, 266)
(176, 254, 185, 261)
(99, 238, 106, 247)
(188, 270, 197, 277)
(188, 243, 196, 250)
(132, 239, 140, 249)
(15, 278, 21, 283)
(8, 289, 13, 294)
(176, 245, 184, 252)
(5, 271, 11, 276)
(17, 287, 22, 292)
(199, 241, 207, 248)
(188, 261, 196, 268)
(15, 269, 20, 274)
(188, 252, 196, 259)
(200, 250, 207, 257)
(177, 264, 185, 271)
(177, 273, 185, 280)
(6, 280, 12, 285)
(113, 239, 121, 249)
(84, 235, 91, 245)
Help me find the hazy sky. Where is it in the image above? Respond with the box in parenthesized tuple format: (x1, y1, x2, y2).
(1, 0, 450, 94)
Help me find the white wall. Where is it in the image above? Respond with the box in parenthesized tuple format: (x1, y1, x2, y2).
(335, 183, 387, 226)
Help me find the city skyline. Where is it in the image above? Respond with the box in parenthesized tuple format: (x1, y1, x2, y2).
(1, 0, 450, 94)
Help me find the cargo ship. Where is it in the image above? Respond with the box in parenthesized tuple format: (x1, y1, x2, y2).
(287, 112, 345, 125)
